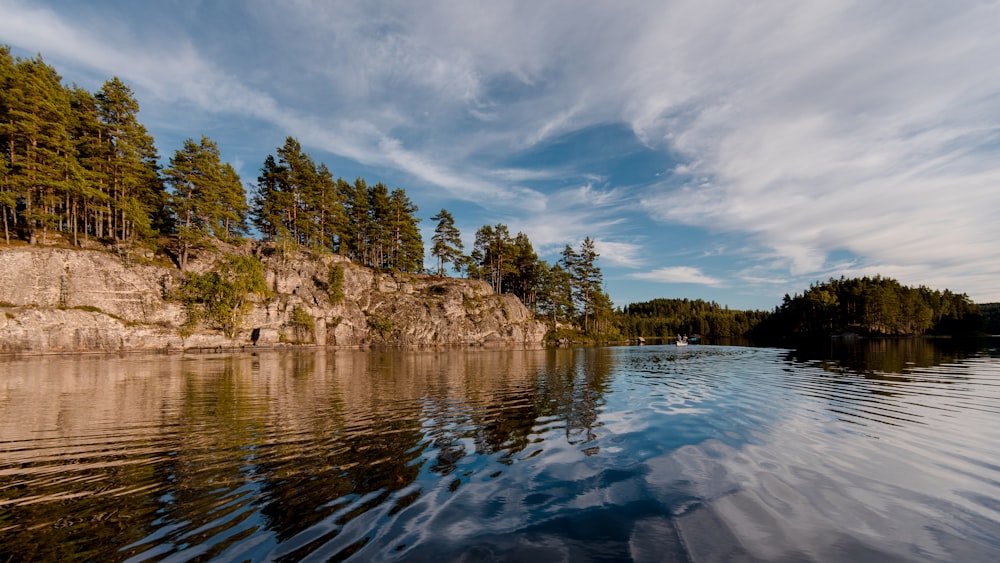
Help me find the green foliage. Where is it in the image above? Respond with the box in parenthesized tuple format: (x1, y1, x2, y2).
(164, 136, 248, 269)
(751, 276, 983, 340)
(367, 315, 394, 338)
(616, 298, 768, 339)
(569, 237, 603, 333)
(431, 208, 464, 276)
(472, 224, 515, 294)
(327, 263, 345, 303)
(251, 141, 423, 273)
(291, 305, 314, 330)
(289, 304, 315, 343)
(177, 255, 270, 338)
(0, 49, 168, 246)
(536, 262, 574, 325)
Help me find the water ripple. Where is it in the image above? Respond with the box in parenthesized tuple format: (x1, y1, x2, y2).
(1, 343, 999, 561)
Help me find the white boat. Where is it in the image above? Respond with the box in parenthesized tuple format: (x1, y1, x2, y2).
(676, 338, 689, 346)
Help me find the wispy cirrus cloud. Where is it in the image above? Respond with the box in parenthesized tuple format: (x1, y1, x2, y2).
(5, 0, 1000, 307)
(629, 267, 723, 287)
(625, 2, 1000, 301)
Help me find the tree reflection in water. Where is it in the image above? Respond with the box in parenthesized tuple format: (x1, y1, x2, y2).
(0, 347, 618, 561)
(2, 342, 998, 561)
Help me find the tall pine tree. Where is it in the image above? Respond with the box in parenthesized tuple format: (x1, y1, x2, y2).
(430, 208, 463, 276)
(95, 77, 163, 242)
(164, 136, 246, 270)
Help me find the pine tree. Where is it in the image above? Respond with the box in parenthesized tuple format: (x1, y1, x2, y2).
(0, 47, 18, 244)
(276, 137, 318, 247)
(68, 86, 110, 245)
(430, 208, 463, 276)
(474, 224, 515, 294)
(510, 232, 540, 309)
(95, 77, 163, 242)
(387, 188, 422, 272)
(367, 182, 392, 268)
(216, 162, 248, 240)
(164, 136, 246, 270)
(537, 261, 574, 326)
(4, 55, 76, 244)
(251, 154, 285, 242)
(576, 237, 603, 332)
(558, 245, 580, 321)
(315, 163, 346, 252)
(343, 178, 370, 263)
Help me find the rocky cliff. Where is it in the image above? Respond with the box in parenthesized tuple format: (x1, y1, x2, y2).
(0, 244, 547, 354)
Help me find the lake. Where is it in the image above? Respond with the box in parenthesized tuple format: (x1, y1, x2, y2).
(1, 340, 998, 562)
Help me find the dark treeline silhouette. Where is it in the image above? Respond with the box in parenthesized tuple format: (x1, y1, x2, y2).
(977, 302, 1000, 334)
(749, 276, 984, 342)
(615, 298, 769, 339)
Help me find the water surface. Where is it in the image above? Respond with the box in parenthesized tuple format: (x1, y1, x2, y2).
(1, 341, 998, 561)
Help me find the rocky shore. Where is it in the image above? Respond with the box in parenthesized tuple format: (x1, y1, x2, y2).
(0, 243, 547, 354)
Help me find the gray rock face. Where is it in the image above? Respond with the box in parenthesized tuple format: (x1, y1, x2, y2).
(0, 245, 547, 354)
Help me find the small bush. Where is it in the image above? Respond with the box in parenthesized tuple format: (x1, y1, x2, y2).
(327, 264, 345, 303)
(290, 305, 315, 331)
(289, 305, 315, 343)
(176, 255, 271, 338)
(367, 315, 394, 337)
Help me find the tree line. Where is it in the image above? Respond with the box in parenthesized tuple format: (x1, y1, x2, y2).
(616, 298, 770, 339)
(0, 48, 425, 272)
(429, 215, 615, 336)
(981, 302, 1000, 334)
(1, 48, 166, 246)
(748, 276, 984, 341)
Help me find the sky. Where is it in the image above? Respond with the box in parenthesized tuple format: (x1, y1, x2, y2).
(3, 0, 999, 311)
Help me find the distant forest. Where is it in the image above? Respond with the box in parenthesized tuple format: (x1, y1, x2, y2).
(615, 299, 769, 339)
(614, 278, 989, 342)
(746, 276, 986, 341)
(1, 47, 991, 342)
(980, 303, 1000, 334)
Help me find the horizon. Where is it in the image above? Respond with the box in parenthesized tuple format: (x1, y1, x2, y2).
(3, 1, 999, 311)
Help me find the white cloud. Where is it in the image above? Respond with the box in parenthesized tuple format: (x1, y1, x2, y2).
(629, 267, 723, 287)
(592, 241, 644, 269)
(624, 2, 1000, 302)
(5, 0, 1000, 304)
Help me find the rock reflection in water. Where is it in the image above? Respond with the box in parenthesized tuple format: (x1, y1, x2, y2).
(0, 347, 616, 561)
(1, 342, 998, 562)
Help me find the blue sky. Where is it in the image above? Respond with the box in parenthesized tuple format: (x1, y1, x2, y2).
(3, 0, 999, 310)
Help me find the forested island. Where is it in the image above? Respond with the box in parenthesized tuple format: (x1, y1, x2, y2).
(0, 47, 993, 351)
